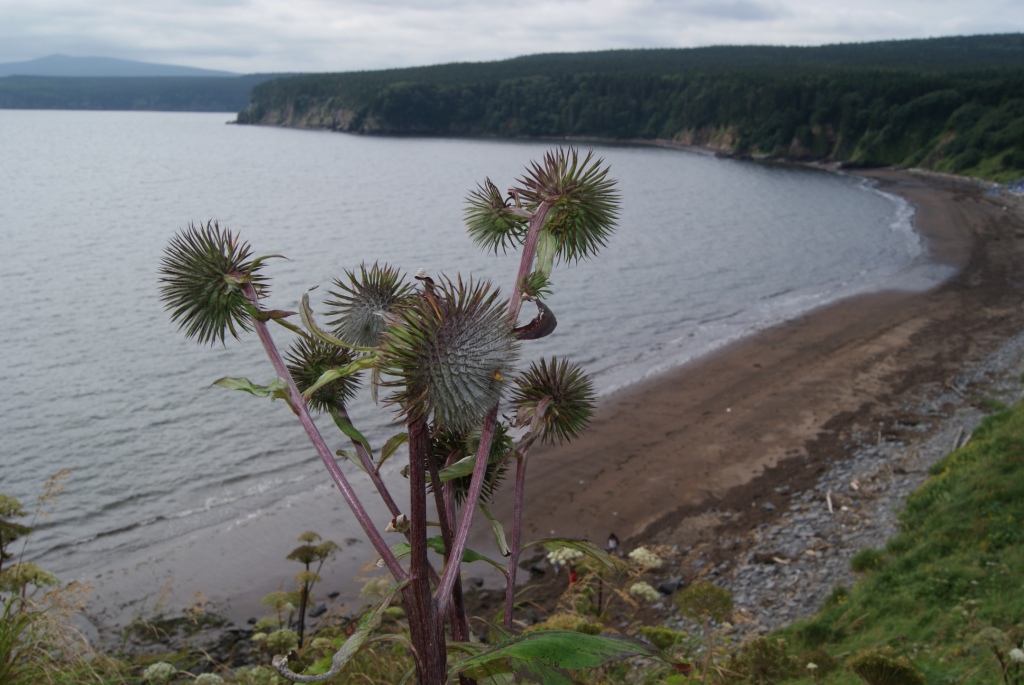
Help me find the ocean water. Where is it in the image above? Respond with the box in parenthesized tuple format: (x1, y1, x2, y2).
(0, 110, 939, 616)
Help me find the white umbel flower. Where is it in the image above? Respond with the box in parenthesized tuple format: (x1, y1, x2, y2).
(629, 581, 661, 602)
(628, 546, 663, 569)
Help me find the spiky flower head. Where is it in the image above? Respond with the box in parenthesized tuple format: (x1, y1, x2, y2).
(324, 263, 414, 347)
(285, 337, 360, 413)
(429, 424, 513, 505)
(464, 177, 530, 253)
(511, 357, 595, 445)
(159, 221, 269, 345)
(517, 147, 619, 263)
(378, 276, 518, 431)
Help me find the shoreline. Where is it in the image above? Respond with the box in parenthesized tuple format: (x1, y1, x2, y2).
(85, 166, 1024, 649)
(461, 166, 1024, 625)
(477, 168, 988, 545)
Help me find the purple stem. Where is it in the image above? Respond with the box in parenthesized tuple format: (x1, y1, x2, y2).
(243, 284, 406, 581)
(433, 408, 496, 611)
(503, 453, 529, 629)
(507, 201, 553, 320)
(434, 201, 554, 614)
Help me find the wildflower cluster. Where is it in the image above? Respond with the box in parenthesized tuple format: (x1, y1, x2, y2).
(629, 581, 661, 602)
(547, 546, 586, 566)
(142, 661, 177, 684)
(628, 546, 663, 570)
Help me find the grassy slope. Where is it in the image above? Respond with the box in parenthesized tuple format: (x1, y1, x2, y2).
(770, 398, 1024, 683)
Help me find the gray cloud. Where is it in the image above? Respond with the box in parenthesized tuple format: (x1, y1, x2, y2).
(0, 0, 1020, 73)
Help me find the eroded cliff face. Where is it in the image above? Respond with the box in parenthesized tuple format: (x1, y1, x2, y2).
(240, 103, 362, 131)
(673, 125, 741, 153)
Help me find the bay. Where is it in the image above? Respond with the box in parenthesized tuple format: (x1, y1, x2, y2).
(0, 110, 940, 622)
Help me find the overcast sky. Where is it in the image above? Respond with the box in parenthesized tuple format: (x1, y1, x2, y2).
(1, 0, 1021, 74)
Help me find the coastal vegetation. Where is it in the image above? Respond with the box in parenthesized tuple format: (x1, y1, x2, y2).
(7, 395, 1024, 682)
(235, 33, 1024, 181)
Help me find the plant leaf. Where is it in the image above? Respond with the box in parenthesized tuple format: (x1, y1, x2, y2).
(439, 454, 477, 481)
(301, 289, 375, 352)
(425, 536, 507, 572)
(449, 630, 666, 678)
(301, 357, 375, 399)
(392, 538, 506, 572)
(377, 432, 409, 470)
(273, 581, 407, 682)
(525, 538, 623, 572)
(211, 376, 288, 401)
(252, 308, 297, 322)
(335, 449, 367, 474)
(332, 412, 373, 455)
(479, 503, 511, 557)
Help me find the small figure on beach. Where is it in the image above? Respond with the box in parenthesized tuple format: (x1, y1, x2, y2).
(606, 533, 619, 556)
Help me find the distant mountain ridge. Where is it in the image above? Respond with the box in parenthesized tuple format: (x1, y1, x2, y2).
(0, 54, 238, 78)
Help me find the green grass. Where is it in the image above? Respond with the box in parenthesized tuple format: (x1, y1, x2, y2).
(771, 401, 1024, 683)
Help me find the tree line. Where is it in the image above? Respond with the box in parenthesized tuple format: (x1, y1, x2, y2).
(236, 34, 1024, 180)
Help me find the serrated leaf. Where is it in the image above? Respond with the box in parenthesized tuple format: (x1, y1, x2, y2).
(449, 630, 664, 679)
(377, 432, 409, 470)
(211, 376, 289, 401)
(480, 503, 511, 557)
(526, 538, 623, 572)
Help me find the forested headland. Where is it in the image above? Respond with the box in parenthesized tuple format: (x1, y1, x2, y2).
(237, 34, 1024, 181)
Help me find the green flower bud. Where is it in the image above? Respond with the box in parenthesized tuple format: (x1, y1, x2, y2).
(464, 177, 529, 253)
(159, 221, 270, 345)
(325, 263, 413, 347)
(429, 424, 513, 505)
(284, 337, 360, 413)
(379, 276, 518, 431)
(516, 148, 619, 263)
(511, 357, 595, 445)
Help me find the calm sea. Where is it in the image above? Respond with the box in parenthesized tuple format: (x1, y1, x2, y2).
(0, 110, 941, 618)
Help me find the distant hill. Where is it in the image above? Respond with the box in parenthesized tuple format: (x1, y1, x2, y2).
(0, 54, 238, 78)
(0, 55, 284, 112)
(0, 73, 282, 112)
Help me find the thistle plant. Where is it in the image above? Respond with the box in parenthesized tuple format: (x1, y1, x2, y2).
(159, 148, 691, 683)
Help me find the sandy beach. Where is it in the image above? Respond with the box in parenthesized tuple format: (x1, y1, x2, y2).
(477, 166, 1024, 576)
(85, 166, 1024, 645)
